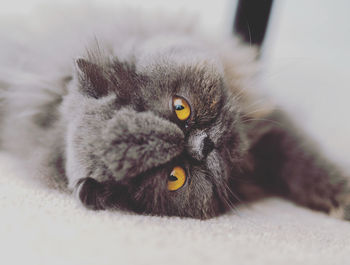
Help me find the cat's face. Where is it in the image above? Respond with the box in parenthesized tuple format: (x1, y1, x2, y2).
(66, 56, 248, 219)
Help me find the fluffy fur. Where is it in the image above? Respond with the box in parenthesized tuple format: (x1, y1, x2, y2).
(0, 5, 349, 219)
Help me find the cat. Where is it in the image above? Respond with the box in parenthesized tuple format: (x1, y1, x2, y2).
(0, 5, 349, 220)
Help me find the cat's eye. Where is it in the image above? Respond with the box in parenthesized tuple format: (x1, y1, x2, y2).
(173, 96, 191, 121)
(167, 166, 186, 191)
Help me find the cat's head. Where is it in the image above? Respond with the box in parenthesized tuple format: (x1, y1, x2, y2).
(64, 49, 252, 219)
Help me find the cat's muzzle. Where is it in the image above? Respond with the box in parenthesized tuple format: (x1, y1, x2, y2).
(186, 130, 215, 161)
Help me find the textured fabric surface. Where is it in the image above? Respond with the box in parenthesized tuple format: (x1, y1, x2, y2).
(1, 152, 349, 265)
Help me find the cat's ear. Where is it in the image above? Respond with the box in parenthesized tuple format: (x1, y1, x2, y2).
(75, 58, 109, 99)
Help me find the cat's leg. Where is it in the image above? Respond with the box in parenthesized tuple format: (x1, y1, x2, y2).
(248, 110, 350, 220)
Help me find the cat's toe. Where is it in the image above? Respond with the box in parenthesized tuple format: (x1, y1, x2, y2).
(75, 177, 106, 210)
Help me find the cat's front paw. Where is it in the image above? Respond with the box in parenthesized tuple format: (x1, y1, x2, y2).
(75, 178, 107, 210)
(74, 177, 129, 211)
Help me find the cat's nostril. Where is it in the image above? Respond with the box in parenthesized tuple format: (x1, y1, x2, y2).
(186, 131, 215, 161)
(202, 136, 214, 157)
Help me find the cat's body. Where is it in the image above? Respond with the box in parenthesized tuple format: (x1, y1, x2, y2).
(1, 6, 349, 219)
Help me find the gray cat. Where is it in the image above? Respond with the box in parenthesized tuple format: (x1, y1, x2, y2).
(0, 7, 349, 219)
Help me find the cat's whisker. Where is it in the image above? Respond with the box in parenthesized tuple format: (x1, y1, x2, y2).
(223, 196, 239, 214)
(241, 118, 284, 127)
(240, 97, 275, 113)
(224, 194, 241, 215)
(217, 180, 242, 215)
(225, 182, 242, 203)
(240, 108, 273, 119)
(230, 89, 247, 102)
(241, 98, 267, 109)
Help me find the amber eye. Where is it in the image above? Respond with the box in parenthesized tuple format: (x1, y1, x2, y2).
(167, 166, 186, 191)
(173, 96, 191, 121)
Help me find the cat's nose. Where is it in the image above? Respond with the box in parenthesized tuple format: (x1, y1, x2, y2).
(186, 130, 215, 161)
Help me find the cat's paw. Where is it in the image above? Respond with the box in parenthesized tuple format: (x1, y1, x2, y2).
(75, 177, 106, 210)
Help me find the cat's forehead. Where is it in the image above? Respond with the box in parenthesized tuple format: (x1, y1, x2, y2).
(141, 62, 226, 125)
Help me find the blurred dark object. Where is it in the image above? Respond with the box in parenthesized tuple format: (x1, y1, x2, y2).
(233, 0, 274, 49)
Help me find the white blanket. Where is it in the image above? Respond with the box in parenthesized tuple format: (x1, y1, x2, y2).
(1, 152, 349, 265)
